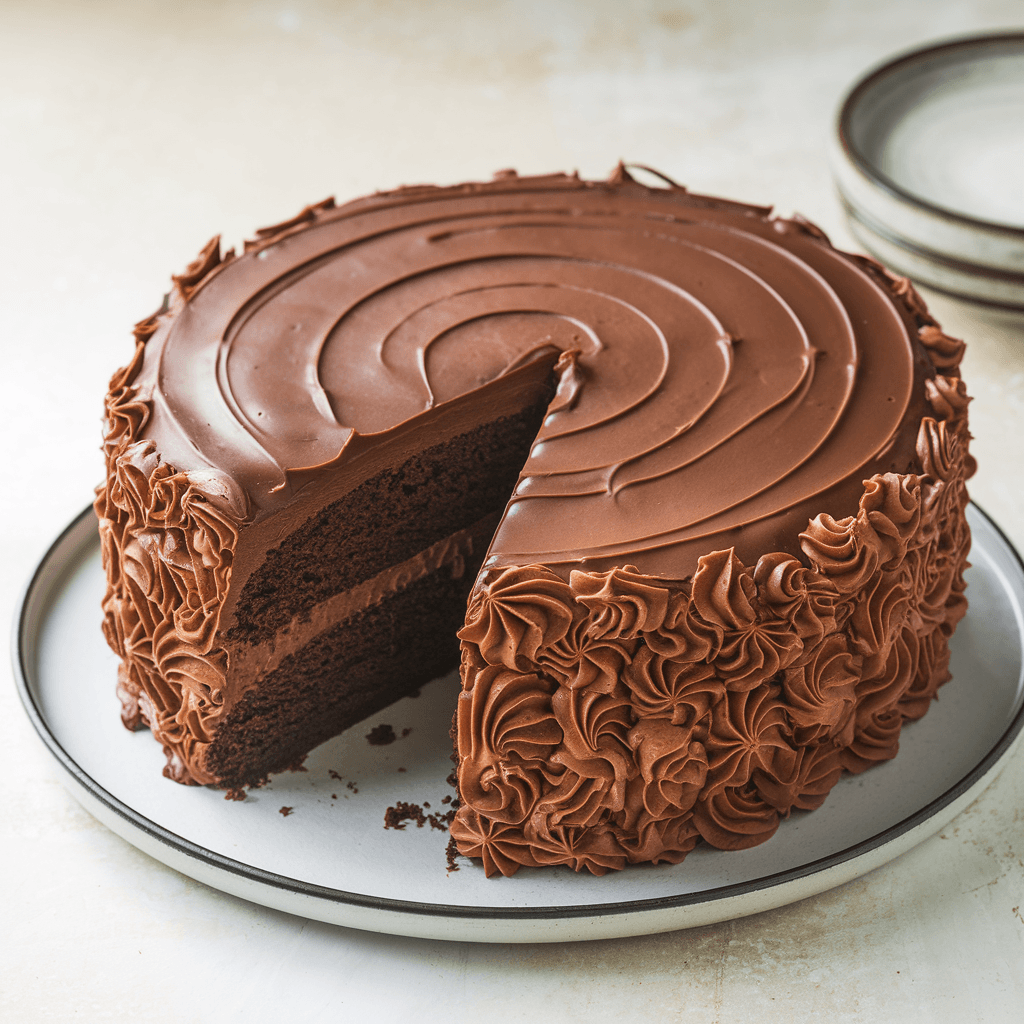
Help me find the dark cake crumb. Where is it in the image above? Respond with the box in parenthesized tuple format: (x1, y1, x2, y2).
(366, 723, 397, 746)
(224, 788, 247, 802)
(426, 809, 457, 832)
(384, 801, 427, 830)
(331, 793, 338, 799)
(401, 727, 412, 737)
(346, 780, 358, 794)
(328, 769, 343, 780)
(382, 752, 463, 868)
(279, 806, 294, 817)
(445, 836, 460, 873)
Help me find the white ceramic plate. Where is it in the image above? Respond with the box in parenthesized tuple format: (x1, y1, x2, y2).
(13, 504, 1024, 943)
(832, 33, 1024, 308)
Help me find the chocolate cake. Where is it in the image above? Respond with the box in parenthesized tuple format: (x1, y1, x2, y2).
(95, 166, 972, 874)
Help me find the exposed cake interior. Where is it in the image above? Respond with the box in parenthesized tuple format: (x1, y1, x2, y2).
(201, 378, 557, 787)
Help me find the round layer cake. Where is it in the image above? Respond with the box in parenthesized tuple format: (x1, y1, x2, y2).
(95, 165, 973, 875)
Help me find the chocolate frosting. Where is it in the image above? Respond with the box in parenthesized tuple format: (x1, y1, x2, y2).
(119, 166, 939, 576)
(95, 169, 973, 867)
(454, 403, 971, 873)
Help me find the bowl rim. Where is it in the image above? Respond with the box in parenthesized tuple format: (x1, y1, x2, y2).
(836, 31, 1024, 240)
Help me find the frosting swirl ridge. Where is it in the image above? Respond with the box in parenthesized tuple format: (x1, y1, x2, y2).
(128, 168, 927, 578)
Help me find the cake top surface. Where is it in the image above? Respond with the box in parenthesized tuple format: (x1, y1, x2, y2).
(122, 166, 935, 577)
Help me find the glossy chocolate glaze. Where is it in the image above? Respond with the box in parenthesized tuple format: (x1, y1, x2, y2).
(131, 167, 934, 580)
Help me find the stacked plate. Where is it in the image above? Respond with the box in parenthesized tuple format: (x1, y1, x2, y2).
(832, 33, 1024, 309)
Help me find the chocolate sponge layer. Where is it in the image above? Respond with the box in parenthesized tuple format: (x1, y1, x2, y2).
(206, 565, 477, 788)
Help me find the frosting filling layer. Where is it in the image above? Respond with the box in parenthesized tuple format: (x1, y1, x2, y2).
(228, 515, 496, 687)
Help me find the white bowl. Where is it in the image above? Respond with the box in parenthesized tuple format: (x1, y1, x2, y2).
(831, 33, 1024, 309)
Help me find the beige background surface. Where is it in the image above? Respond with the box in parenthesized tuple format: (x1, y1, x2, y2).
(2, 1, 1023, 1020)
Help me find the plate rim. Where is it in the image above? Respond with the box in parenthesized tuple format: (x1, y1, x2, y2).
(12, 502, 1024, 928)
(836, 31, 1024, 240)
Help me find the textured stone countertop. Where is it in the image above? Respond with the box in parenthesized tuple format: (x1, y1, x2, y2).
(2, 2, 1023, 1020)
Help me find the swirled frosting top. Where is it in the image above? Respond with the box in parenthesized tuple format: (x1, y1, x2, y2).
(133, 167, 932, 579)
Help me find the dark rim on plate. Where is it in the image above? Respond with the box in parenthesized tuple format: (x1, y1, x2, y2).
(11, 504, 1024, 924)
(837, 31, 1024, 240)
